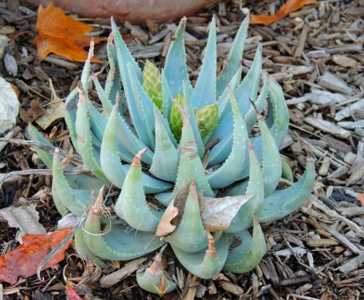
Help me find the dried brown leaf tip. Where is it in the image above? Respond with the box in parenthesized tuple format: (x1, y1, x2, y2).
(148, 253, 164, 275)
(207, 232, 217, 257)
(132, 148, 148, 167)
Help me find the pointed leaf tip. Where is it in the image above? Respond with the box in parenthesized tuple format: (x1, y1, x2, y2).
(133, 148, 148, 166)
(88, 39, 95, 58)
(207, 232, 217, 257)
(91, 186, 105, 215)
(107, 32, 114, 44)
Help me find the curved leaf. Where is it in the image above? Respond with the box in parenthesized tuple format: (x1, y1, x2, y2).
(208, 93, 249, 188)
(190, 16, 216, 108)
(166, 182, 208, 253)
(83, 189, 164, 261)
(163, 18, 190, 97)
(52, 149, 93, 216)
(224, 219, 266, 273)
(150, 108, 179, 182)
(257, 159, 315, 223)
(172, 233, 231, 279)
(115, 150, 162, 232)
(226, 145, 264, 233)
(217, 14, 249, 96)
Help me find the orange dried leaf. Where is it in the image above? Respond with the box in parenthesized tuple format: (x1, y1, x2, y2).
(357, 193, 364, 207)
(0, 228, 73, 284)
(251, 0, 316, 25)
(34, 3, 102, 62)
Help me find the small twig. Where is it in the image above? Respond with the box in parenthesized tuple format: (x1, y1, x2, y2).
(320, 223, 362, 254)
(311, 197, 364, 239)
(0, 168, 85, 186)
(288, 294, 320, 300)
(0, 138, 54, 151)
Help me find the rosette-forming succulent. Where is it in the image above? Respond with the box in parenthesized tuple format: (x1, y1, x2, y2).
(28, 15, 315, 295)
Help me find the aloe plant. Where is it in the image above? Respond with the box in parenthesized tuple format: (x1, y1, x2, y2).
(28, 15, 315, 296)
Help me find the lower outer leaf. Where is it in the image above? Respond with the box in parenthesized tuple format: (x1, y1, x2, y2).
(51, 184, 69, 216)
(257, 159, 315, 223)
(172, 234, 231, 279)
(83, 210, 164, 261)
(26, 124, 54, 168)
(136, 268, 176, 296)
(74, 228, 105, 267)
(225, 146, 264, 233)
(136, 255, 176, 296)
(154, 192, 173, 206)
(76, 90, 108, 182)
(52, 150, 93, 216)
(224, 219, 266, 273)
(114, 151, 162, 232)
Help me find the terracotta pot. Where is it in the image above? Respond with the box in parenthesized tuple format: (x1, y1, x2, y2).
(24, 0, 218, 23)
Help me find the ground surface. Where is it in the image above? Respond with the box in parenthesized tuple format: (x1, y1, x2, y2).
(0, 0, 363, 299)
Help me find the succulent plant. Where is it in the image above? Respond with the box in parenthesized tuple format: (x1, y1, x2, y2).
(28, 15, 315, 295)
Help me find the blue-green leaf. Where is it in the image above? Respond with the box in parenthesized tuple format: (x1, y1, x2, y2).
(115, 150, 162, 232)
(190, 16, 217, 108)
(163, 18, 190, 97)
(208, 93, 249, 188)
(257, 159, 315, 223)
(217, 14, 249, 96)
(150, 108, 178, 181)
(224, 219, 266, 273)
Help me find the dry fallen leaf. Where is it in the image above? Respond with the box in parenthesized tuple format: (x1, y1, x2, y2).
(35, 100, 65, 129)
(0, 228, 73, 284)
(19, 99, 45, 124)
(251, 0, 316, 25)
(357, 193, 364, 207)
(0, 77, 19, 136)
(34, 3, 102, 62)
(0, 203, 46, 236)
(99, 257, 147, 288)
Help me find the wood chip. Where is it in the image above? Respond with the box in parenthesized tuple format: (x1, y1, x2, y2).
(99, 258, 147, 288)
(218, 281, 244, 296)
(335, 99, 364, 121)
(0, 203, 46, 235)
(332, 55, 357, 68)
(304, 117, 351, 139)
(287, 89, 347, 106)
(274, 247, 307, 257)
(337, 253, 364, 273)
(294, 25, 309, 58)
(311, 197, 364, 238)
(318, 72, 353, 95)
(338, 120, 364, 129)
